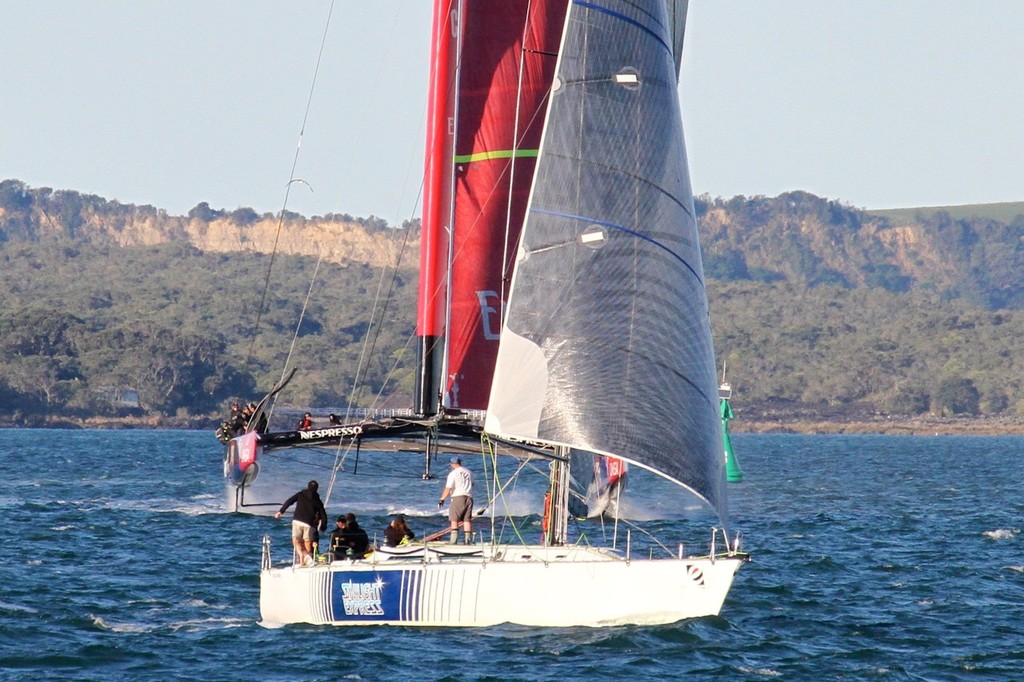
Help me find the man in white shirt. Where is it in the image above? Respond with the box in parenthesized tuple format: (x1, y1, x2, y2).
(438, 456, 473, 544)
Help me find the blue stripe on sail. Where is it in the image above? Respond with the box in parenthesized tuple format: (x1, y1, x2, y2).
(530, 206, 703, 283)
(573, 0, 672, 55)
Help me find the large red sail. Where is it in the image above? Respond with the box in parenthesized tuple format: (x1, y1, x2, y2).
(415, 0, 457, 415)
(443, 1, 567, 410)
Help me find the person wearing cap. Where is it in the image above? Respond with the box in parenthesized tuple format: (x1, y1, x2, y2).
(228, 402, 244, 434)
(240, 401, 268, 433)
(329, 515, 348, 559)
(274, 480, 327, 566)
(438, 456, 473, 543)
(383, 514, 415, 547)
(330, 513, 369, 559)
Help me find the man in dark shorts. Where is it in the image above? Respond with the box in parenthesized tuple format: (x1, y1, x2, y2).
(438, 456, 473, 544)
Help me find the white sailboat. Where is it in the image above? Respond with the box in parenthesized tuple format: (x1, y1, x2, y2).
(253, 0, 747, 627)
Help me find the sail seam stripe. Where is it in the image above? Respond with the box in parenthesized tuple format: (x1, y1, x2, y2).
(574, 1, 671, 55)
(453, 149, 539, 163)
(530, 206, 703, 282)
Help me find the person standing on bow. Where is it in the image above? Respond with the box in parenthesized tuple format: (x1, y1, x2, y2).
(274, 480, 327, 566)
(438, 456, 473, 544)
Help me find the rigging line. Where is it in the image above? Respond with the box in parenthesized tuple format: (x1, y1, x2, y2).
(330, 200, 423, 492)
(269, 249, 324, 429)
(499, 4, 536, 309)
(345, 224, 412, 410)
(481, 436, 536, 547)
(244, 0, 336, 370)
(343, 28, 430, 416)
(434, 53, 555, 308)
(368, 329, 418, 413)
(320, 4, 428, 488)
(330, 4, 429, 422)
(359, 199, 427, 412)
(344, 184, 425, 415)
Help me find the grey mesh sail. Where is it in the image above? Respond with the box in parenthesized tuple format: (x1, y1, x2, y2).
(486, 0, 727, 523)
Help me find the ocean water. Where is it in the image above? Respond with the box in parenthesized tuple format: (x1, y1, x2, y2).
(1, 429, 1021, 680)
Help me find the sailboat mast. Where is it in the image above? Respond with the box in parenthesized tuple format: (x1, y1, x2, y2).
(415, 0, 457, 417)
(438, 0, 466, 412)
(543, 446, 571, 546)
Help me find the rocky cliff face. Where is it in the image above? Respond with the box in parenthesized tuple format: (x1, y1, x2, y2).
(182, 217, 416, 269)
(0, 181, 417, 270)
(5, 180, 1024, 309)
(696, 191, 988, 295)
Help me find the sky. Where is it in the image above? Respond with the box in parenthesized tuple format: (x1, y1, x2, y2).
(3, 1, 1024, 224)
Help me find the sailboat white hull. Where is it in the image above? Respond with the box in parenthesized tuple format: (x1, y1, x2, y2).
(260, 543, 744, 627)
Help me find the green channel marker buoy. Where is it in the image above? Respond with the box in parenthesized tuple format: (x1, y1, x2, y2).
(720, 379, 744, 482)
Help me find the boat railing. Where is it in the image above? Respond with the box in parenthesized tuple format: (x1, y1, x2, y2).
(261, 535, 272, 571)
(708, 527, 743, 562)
(277, 407, 488, 423)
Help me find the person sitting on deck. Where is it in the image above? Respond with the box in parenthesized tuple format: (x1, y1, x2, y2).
(383, 514, 415, 547)
(329, 515, 348, 559)
(328, 413, 342, 426)
(330, 513, 369, 559)
(297, 412, 313, 430)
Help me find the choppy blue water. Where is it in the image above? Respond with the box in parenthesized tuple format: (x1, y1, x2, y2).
(1, 429, 1022, 680)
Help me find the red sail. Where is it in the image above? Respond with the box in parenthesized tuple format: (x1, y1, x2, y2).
(415, 0, 457, 415)
(444, 1, 567, 410)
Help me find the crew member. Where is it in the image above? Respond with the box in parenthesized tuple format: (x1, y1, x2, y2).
(438, 456, 473, 544)
(274, 480, 327, 566)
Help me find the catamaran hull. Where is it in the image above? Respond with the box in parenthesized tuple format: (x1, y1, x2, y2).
(260, 546, 743, 627)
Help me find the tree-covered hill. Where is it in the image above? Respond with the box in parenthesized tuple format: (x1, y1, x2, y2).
(2, 178, 1023, 426)
(700, 191, 1024, 309)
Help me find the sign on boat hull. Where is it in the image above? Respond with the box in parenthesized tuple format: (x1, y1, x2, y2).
(260, 543, 745, 628)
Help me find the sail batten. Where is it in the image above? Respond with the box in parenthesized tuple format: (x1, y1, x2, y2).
(486, 0, 727, 523)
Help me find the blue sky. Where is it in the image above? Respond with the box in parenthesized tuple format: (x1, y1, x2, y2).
(3, 1, 1023, 224)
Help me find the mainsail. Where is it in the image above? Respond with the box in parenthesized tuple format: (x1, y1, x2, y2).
(485, 0, 727, 520)
(416, 2, 568, 413)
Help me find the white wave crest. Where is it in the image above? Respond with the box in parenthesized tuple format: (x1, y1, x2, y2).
(89, 614, 151, 633)
(983, 528, 1019, 540)
(738, 666, 782, 677)
(0, 600, 38, 614)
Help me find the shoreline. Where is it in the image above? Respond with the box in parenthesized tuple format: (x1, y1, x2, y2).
(733, 415, 1024, 436)
(4, 413, 1024, 437)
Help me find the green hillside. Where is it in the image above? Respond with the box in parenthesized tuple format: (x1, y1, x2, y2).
(2, 179, 1023, 426)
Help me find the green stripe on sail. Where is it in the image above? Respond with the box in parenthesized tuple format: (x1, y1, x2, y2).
(453, 148, 539, 163)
